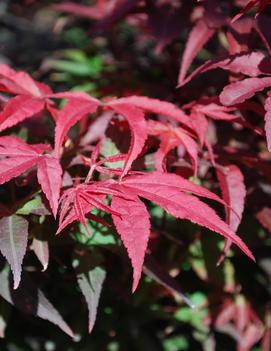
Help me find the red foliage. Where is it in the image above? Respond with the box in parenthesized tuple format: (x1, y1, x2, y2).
(1, 0, 271, 346)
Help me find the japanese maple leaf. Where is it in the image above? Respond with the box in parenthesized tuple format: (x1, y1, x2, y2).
(0, 64, 193, 179)
(214, 296, 264, 351)
(57, 172, 254, 292)
(53, 98, 147, 176)
(147, 120, 198, 173)
(232, 0, 271, 23)
(50, 94, 191, 178)
(178, 19, 216, 86)
(0, 64, 100, 134)
(178, 51, 266, 87)
(105, 102, 147, 179)
(0, 136, 62, 217)
(216, 165, 246, 265)
(57, 182, 120, 236)
(219, 77, 271, 150)
(111, 95, 192, 128)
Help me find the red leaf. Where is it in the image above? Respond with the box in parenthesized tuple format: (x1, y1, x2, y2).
(0, 95, 45, 132)
(111, 195, 150, 292)
(175, 128, 198, 174)
(37, 155, 63, 218)
(179, 52, 265, 87)
(116, 173, 254, 261)
(191, 110, 208, 145)
(264, 92, 271, 151)
(0, 64, 43, 97)
(217, 165, 246, 232)
(0, 215, 28, 289)
(148, 120, 198, 172)
(121, 172, 225, 204)
(57, 184, 111, 234)
(216, 165, 246, 265)
(196, 103, 238, 121)
(155, 133, 180, 171)
(54, 97, 100, 156)
(0, 136, 49, 155)
(178, 19, 215, 85)
(110, 96, 192, 127)
(0, 157, 38, 185)
(0, 137, 59, 217)
(80, 111, 112, 145)
(220, 77, 271, 106)
(0, 136, 44, 185)
(109, 103, 147, 178)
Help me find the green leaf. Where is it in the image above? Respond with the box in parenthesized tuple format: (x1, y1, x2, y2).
(100, 138, 124, 168)
(163, 336, 188, 351)
(16, 195, 50, 216)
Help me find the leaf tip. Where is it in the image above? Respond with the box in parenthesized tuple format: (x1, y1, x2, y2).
(13, 273, 21, 290)
(131, 274, 140, 294)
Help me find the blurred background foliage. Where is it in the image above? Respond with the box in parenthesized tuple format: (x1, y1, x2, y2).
(0, 1, 270, 351)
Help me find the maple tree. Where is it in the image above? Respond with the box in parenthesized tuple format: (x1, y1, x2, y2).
(0, 1, 270, 350)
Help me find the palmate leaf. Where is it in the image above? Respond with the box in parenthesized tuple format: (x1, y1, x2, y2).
(0, 65, 100, 136)
(58, 171, 254, 291)
(0, 215, 28, 289)
(0, 136, 62, 216)
(116, 184, 253, 261)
